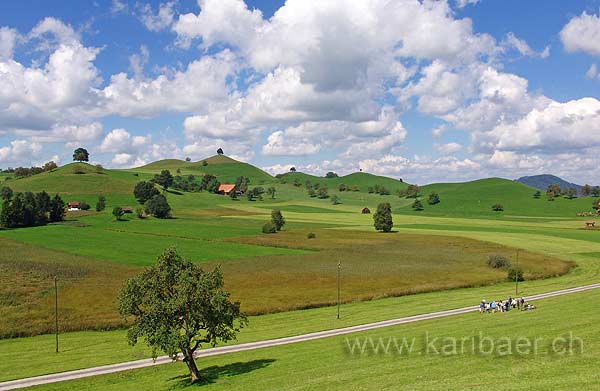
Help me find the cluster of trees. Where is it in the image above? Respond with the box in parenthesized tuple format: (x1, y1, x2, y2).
(172, 175, 202, 192)
(152, 170, 174, 190)
(582, 184, 600, 197)
(546, 184, 578, 200)
(325, 172, 338, 178)
(246, 187, 265, 201)
(0, 187, 65, 228)
(397, 184, 419, 198)
(368, 185, 390, 195)
(262, 210, 285, 233)
(132, 181, 171, 219)
(7, 161, 58, 178)
(492, 203, 504, 211)
(307, 187, 329, 199)
(338, 184, 360, 192)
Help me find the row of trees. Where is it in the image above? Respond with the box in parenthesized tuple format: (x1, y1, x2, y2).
(0, 187, 65, 228)
(4, 161, 59, 178)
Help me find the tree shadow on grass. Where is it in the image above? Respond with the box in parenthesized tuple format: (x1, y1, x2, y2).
(166, 189, 184, 195)
(168, 359, 276, 389)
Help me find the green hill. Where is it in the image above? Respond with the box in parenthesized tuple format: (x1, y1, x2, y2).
(397, 177, 596, 217)
(1, 163, 143, 195)
(133, 155, 273, 184)
(279, 171, 408, 193)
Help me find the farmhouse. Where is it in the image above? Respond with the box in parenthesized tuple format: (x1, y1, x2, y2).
(218, 184, 237, 195)
(68, 201, 80, 211)
(122, 207, 133, 214)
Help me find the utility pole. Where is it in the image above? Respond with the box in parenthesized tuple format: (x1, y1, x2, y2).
(515, 249, 519, 296)
(337, 261, 341, 319)
(54, 276, 59, 353)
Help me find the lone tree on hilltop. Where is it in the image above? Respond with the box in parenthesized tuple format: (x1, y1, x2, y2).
(73, 148, 89, 162)
(118, 248, 247, 384)
(290, 167, 296, 172)
(373, 202, 393, 232)
(217, 148, 224, 155)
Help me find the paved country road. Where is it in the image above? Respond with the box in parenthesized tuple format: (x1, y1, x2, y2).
(1, 283, 599, 391)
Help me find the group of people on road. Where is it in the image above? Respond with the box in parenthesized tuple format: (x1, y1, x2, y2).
(479, 297, 534, 313)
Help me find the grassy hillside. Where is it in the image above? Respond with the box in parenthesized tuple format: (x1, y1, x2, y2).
(279, 171, 408, 193)
(132, 155, 273, 184)
(397, 178, 597, 217)
(1, 163, 145, 197)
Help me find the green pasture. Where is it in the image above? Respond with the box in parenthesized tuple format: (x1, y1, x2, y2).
(14, 289, 600, 390)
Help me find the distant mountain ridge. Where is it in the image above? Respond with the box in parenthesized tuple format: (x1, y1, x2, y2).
(515, 174, 583, 193)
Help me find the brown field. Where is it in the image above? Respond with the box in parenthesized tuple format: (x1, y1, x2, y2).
(0, 230, 573, 337)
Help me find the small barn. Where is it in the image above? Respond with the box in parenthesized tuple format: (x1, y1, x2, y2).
(68, 201, 80, 211)
(361, 207, 371, 214)
(122, 207, 133, 214)
(218, 184, 236, 195)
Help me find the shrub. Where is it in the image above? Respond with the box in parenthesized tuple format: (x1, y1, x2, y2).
(112, 207, 124, 221)
(491, 203, 504, 211)
(427, 192, 440, 205)
(79, 202, 91, 211)
(331, 195, 341, 205)
(507, 267, 524, 282)
(487, 255, 511, 269)
(412, 199, 424, 211)
(262, 221, 277, 234)
(307, 232, 316, 239)
(95, 195, 106, 212)
(271, 209, 286, 231)
(135, 207, 144, 219)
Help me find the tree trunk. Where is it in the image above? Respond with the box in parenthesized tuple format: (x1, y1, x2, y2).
(182, 349, 201, 383)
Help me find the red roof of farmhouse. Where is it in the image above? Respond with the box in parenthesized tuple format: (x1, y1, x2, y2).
(218, 184, 236, 193)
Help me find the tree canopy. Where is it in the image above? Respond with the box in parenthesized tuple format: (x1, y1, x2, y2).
(134, 181, 160, 204)
(145, 194, 172, 219)
(118, 248, 247, 384)
(152, 170, 174, 190)
(73, 148, 89, 162)
(373, 202, 393, 232)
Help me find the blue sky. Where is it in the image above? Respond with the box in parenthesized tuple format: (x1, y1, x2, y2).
(0, 0, 599, 184)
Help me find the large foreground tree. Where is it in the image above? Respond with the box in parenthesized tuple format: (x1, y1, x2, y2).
(118, 248, 247, 384)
